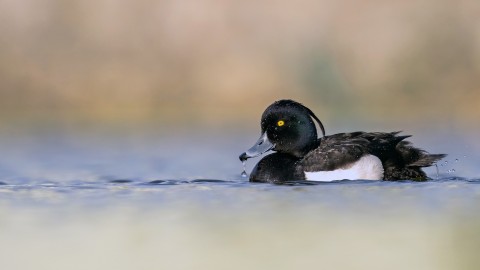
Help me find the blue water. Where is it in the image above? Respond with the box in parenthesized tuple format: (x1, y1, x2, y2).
(0, 130, 478, 208)
(0, 130, 479, 270)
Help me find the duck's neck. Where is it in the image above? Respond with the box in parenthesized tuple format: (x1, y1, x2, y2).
(290, 138, 321, 158)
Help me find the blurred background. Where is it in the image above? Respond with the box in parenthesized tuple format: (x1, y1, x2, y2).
(1, 1, 480, 270)
(0, 0, 479, 133)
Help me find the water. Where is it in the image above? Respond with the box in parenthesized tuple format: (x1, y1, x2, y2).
(1, 130, 480, 270)
(241, 160, 248, 178)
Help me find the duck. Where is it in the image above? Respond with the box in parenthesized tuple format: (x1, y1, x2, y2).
(239, 99, 446, 183)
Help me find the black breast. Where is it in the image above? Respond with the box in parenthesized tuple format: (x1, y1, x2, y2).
(249, 153, 302, 183)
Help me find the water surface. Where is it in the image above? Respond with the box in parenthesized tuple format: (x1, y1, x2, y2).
(0, 130, 479, 270)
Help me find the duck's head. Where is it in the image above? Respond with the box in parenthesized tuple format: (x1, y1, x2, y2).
(239, 99, 325, 161)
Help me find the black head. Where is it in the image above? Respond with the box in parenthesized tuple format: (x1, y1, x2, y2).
(239, 99, 325, 161)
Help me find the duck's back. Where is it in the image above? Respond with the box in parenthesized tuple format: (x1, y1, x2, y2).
(298, 131, 445, 181)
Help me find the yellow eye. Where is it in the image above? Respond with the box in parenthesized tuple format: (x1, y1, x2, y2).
(277, 120, 285, 127)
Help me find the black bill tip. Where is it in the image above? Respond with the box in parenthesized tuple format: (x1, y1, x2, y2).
(239, 152, 248, 162)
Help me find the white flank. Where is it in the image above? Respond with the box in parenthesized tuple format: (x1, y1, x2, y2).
(304, 155, 384, 182)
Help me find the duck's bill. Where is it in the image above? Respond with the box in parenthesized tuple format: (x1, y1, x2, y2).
(239, 132, 275, 161)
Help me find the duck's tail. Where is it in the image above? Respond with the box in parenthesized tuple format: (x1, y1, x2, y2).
(384, 136, 446, 181)
(396, 141, 446, 167)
